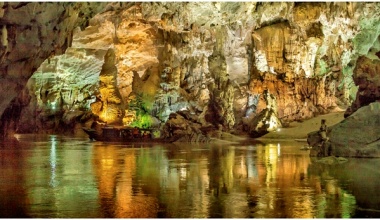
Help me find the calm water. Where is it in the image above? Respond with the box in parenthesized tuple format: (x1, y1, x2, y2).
(0, 134, 379, 218)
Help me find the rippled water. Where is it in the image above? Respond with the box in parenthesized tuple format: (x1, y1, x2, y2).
(0, 134, 379, 218)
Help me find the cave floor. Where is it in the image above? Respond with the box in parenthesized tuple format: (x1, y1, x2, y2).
(258, 111, 345, 141)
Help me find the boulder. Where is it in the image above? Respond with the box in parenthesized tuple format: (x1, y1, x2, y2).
(163, 112, 210, 142)
(308, 101, 380, 158)
(247, 90, 282, 138)
(248, 107, 282, 138)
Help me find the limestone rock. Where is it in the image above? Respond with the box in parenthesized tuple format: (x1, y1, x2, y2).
(163, 112, 210, 143)
(2, 2, 380, 139)
(345, 56, 380, 117)
(248, 107, 282, 138)
(17, 48, 105, 133)
(0, 2, 108, 137)
(95, 48, 125, 125)
(246, 89, 283, 138)
(308, 102, 380, 158)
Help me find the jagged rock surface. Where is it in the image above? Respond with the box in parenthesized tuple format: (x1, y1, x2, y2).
(17, 48, 106, 133)
(163, 112, 210, 143)
(1, 2, 380, 142)
(91, 48, 125, 125)
(0, 2, 109, 137)
(345, 56, 380, 117)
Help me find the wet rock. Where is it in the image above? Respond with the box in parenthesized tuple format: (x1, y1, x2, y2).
(163, 112, 210, 143)
(62, 110, 87, 129)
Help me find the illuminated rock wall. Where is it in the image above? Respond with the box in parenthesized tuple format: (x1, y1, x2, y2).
(0, 2, 108, 137)
(17, 48, 105, 133)
(92, 49, 125, 125)
(2, 2, 380, 137)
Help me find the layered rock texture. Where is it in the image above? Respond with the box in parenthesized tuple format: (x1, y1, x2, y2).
(17, 48, 105, 133)
(0, 2, 109, 136)
(1, 2, 380, 144)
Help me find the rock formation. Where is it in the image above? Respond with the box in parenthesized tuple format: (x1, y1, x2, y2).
(91, 48, 125, 125)
(1, 2, 380, 143)
(0, 2, 109, 137)
(16, 48, 106, 133)
(345, 56, 380, 117)
(308, 101, 380, 158)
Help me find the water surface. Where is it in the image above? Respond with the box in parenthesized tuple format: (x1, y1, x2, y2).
(0, 134, 379, 218)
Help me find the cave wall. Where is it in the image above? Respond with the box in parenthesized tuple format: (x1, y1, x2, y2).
(345, 56, 380, 117)
(1, 2, 380, 137)
(17, 48, 105, 133)
(0, 2, 110, 137)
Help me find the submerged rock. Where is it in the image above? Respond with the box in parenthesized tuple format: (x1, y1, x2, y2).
(313, 156, 348, 165)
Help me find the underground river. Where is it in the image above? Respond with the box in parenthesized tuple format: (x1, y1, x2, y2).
(0, 134, 379, 218)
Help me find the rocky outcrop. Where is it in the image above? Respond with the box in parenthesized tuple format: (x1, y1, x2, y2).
(248, 90, 282, 138)
(308, 101, 380, 158)
(163, 112, 210, 143)
(247, 15, 348, 126)
(345, 56, 380, 117)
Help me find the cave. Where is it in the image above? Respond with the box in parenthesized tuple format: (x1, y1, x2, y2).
(1, 2, 380, 218)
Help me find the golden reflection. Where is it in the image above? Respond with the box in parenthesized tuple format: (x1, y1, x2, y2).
(90, 141, 357, 218)
(208, 146, 234, 196)
(0, 136, 361, 218)
(92, 145, 158, 218)
(137, 144, 212, 218)
(251, 142, 319, 218)
(189, 158, 210, 218)
(233, 156, 248, 179)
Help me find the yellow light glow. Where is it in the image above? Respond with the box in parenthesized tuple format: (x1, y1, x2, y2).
(99, 109, 117, 124)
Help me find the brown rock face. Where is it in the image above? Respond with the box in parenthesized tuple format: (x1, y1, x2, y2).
(91, 49, 125, 125)
(345, 56, 380, 117)
(248, 20, 345, 126)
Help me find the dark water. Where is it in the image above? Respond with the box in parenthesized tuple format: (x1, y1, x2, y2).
(0, 134, 379, 218)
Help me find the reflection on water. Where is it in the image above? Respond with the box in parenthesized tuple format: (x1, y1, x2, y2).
(0, 135, 379, 218)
